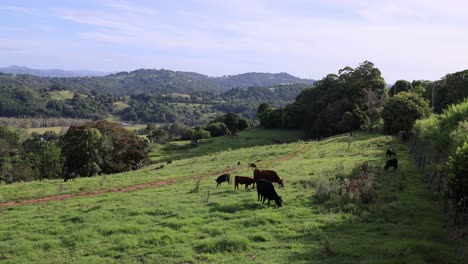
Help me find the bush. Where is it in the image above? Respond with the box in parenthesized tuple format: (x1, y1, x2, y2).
(448, 142, 468, 204)
(206, 122, 231, 137)
(382, 92, 430, 135)
(314, 162, 377, 209)
(344, 162, 377, 204)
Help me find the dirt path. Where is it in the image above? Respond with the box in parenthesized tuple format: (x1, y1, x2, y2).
(0, 144, 312, 207)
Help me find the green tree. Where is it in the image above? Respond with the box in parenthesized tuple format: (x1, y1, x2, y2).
(62, 127, 104, 178)
(62, 121, 150, 179)
(382, 92, 430, 134)
(206, 122, 231, 137)
(148, 128, 169, 144)
(288, 61, 386, 138)
(389, 80, 412, 97)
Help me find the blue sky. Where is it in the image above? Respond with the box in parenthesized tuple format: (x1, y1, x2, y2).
(1, 0, 467, 83)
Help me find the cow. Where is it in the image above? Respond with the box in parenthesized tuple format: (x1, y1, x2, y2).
(253, 169, 283, 188)
(256, 179, 282, 207)
(384, 158, 398, 171)
(237, 161, 241, 166)
(248, 163, 257, 170)
(215, 173, 230, 187)
(234, 175, 255, 190)
(386, 148, 396, 158)
(64, 172, 76, 182)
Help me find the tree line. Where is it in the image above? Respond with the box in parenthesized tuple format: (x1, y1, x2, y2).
(0, 112, 250, 184)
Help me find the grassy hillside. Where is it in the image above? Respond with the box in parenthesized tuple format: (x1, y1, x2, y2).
(48, 90, 74, 100)
(0, 129, 464, 263)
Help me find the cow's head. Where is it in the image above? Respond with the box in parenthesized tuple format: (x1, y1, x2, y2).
(274, 196, 283, 207)
(279, 178, 284, 188)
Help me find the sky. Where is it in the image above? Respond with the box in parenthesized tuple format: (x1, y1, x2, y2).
(1, 0, 468, 83)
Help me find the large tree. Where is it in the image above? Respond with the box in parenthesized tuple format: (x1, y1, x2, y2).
(389, 80, 413, 97)
(381, 92, 430, 135)
(62, 120, 150, 179)
(281, 61, 386, 138)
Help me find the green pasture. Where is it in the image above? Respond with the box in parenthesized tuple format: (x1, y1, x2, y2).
(112, 101, 129, 112)
(26, 126, 67, 134)
(48, 90, 74, 100)
(0, 130, 464, 263)
(151, 128, 306, 162)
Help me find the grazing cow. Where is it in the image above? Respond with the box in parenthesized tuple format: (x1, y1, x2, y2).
(253, 169, 284, 188)
(64, 172, 76, 182)
(386, 148, 396, 158)
(234, 175, 255, 190)
(384, 158, 398, 171)
(215, 173, 230, 187)
(256, 179, 282, 207)
(248, 163, 257, 170)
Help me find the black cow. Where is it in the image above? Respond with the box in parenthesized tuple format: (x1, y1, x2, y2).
(256, 179, 282, 207)
(215, 173, 230, 187)
(386, 149, 396, 158)
(384, 158, 398, 171)
(249, 163, 257, 170)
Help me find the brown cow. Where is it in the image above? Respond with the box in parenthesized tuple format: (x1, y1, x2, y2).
(253, 169, 283, 188)
(234, 175, 255, 190)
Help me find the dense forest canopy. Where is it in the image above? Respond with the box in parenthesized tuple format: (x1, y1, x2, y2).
(258, 61, 387, 138)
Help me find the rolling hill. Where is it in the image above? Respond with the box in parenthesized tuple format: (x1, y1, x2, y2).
(0, 67, 315, 95)
(0, 65, 110, 77)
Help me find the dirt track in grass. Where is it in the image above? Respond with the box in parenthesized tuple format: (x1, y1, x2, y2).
(0, 144, 311, 207)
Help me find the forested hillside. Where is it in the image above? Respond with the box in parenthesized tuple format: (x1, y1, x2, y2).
(0, 69, 314, 95)
(0, 82, 309, 125)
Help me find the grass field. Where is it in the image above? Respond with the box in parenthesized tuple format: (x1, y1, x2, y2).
(151, 128, 306, 162)
(48, 90, 74, 100)
(27, 126, 67, 134)
(0, 129, 465, 263)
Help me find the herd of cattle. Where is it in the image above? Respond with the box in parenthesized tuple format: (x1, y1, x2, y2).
(215, 167, 284, 207)
(214, 149, 399, 208)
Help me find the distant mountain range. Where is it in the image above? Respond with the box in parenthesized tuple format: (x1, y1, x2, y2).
(0, 65, 111, 77)
(0, 66, 315, 95)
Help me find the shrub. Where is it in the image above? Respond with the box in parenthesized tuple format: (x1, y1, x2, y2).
(448, 142, 468, 205)
(314, 162, 378, 209)
(344, 162, 377, 204)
